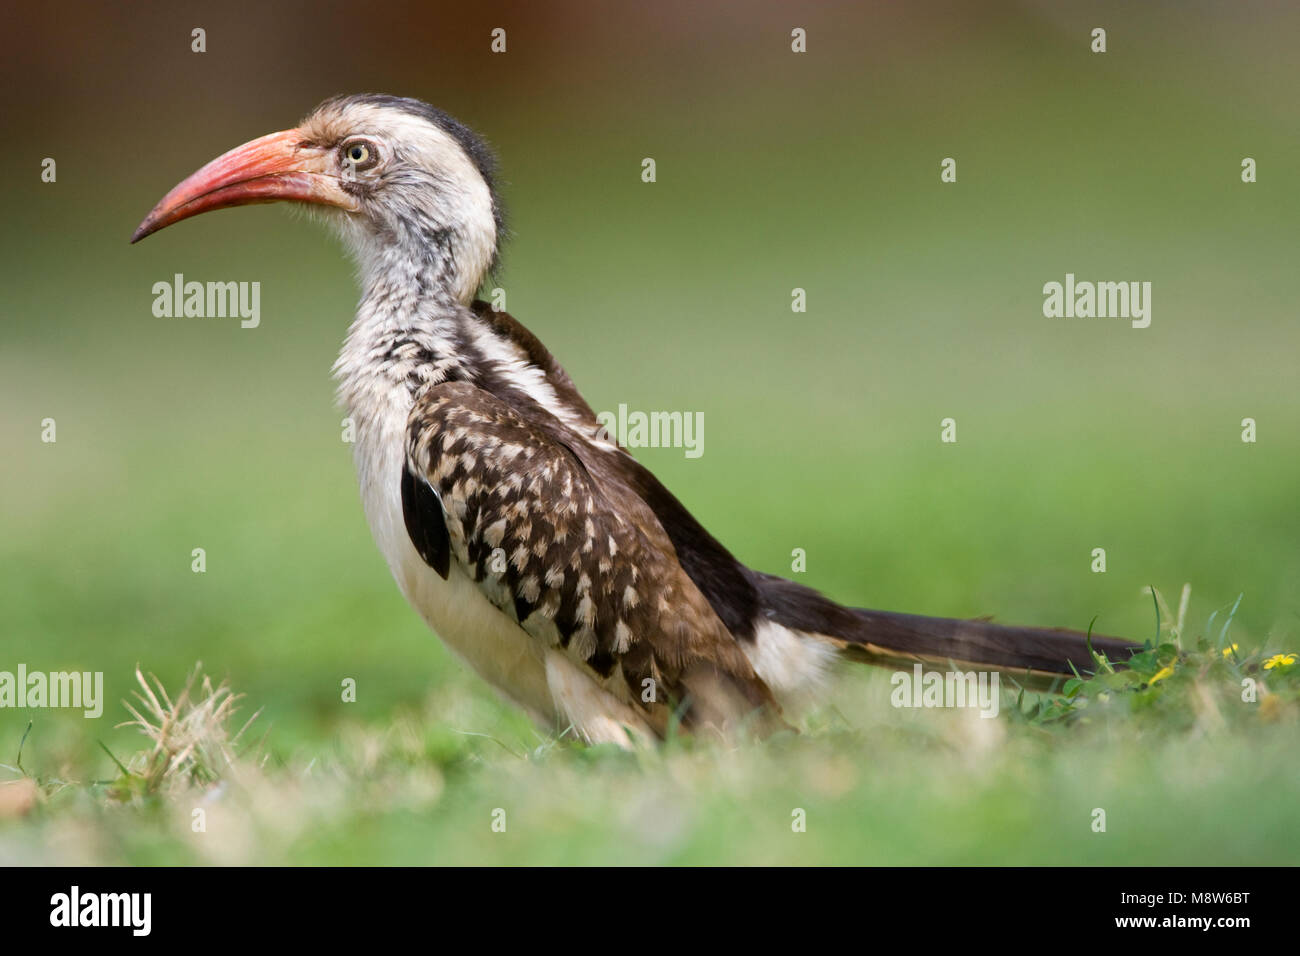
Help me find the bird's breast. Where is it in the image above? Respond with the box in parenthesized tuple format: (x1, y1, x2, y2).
(348, 391, 556, 725)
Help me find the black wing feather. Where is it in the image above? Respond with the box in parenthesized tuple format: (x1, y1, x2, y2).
(400, 466, 450, 579)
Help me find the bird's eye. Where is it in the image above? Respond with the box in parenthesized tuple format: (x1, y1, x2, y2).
(340, 140, 378, 171)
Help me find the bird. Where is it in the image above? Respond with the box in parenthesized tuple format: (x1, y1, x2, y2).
(132, 94, 1139, 746)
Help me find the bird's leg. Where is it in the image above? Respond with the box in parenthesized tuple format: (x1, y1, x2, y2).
(543, 651, 656, 749)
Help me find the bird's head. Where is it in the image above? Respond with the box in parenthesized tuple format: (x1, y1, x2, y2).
(132, 94, 503, 304)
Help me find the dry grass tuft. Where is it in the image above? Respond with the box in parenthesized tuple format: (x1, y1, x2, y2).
(112, 664, 263, 797)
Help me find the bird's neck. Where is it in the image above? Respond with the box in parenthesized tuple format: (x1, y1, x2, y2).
(333, 259, 606, 458)
(333, 261, 477, 418)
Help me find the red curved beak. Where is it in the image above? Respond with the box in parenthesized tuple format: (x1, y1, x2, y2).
(131, 128, 358, 243)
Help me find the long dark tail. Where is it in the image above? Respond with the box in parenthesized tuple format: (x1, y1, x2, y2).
(842, 607, 1140, 677)
(753, 572, 1141, 681)
(616, 454, 1141, 679)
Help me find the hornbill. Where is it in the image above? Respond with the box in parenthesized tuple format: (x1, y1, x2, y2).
(133, 94, 1139, 745)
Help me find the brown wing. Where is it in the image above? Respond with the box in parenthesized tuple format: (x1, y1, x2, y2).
(403, 380, 780, 733)
(470, 302, 766, 644)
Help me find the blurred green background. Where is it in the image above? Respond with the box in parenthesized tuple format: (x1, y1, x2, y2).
(1, 1, 1297, 863)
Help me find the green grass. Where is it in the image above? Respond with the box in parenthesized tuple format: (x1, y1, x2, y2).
(3, 617, 1297, 865)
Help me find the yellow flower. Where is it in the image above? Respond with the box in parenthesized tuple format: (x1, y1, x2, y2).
(1263, 653, 1297, 671)
(1148, 665, 1175, 685)
(1222, 644, 1239, 658)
